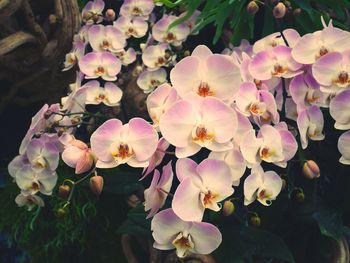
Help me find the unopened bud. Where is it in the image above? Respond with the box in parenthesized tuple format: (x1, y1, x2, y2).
(293, 189, 305, 203)
(247, 1, 259, 15)
(250, 215, 261, 227)
(183, 50, 191, 57)
(49, 14, 57, 25)
(58, 185, 70, 199)
(273, 3, 286, 18)
(57, 208, 66, 217)
(303, 160, 320, 179)
(105, 9, 116, 21)
(293, 8, 301, 16)
(223, 200, 235, 216)
(90, 175, 104, 196)
(284, 1, 291, 8)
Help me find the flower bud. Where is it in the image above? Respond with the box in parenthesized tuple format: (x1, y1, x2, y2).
(49, 14, 57, 25)
(56, 208, 66, 217)
(183, 50, 191, 57)
(105, 9, 116, 21)
(58, 185, 70, 199)
(90, 175, 104, 196)
(250, 215, 261, 227)
(293, 189, 305, 203)
(281, 179, 287, 190)
(222, 200, 235, 216)
(293, 8, 301, 16)
(273, 3, 286, 18)
(303, 160, 320, 179)
(247, 1, 259, 15)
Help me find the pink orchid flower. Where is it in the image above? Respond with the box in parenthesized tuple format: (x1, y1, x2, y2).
(8, 155, 29, 181)
(115, 48, 136, 66)
(15, 193, 44, 211)
(179, 10, 201, 33)
(88, 25, 126, 52)
(170, 45, 241, 102)
(312, 50, 350, 94)
(249, 45, 303, 81)
(152, 15, 190, 46)
(114, 16, 148, 38)
(292, 25, 350, 64)
(208, 142, 246, 186)
(235, 81, 279, 126)
(239, 52, 280, 91)
(253, 29, 300, 54)
(26, 138, 59, 172)
(159, 96, 236, 158)
(240, 123, 297, 168)
(144, 161, 173, 218)
(142, 44, 174, 71)
(136, 68, 167, 93)
(297, 105, 325, 149)
(151, 208, 222, 258)
(172, 158, 234, 221)
(141, 138, 170, 179)
(62, 139, 95, 174)
(63, 40, 85, 71)
(120, 0, 155, 19)
(330, 90, 350, 130)
(84, 81, 123, 106)
(82, 0, 105, 25)
(244, 165, 282, 206)
(146, 83, 179, 127)
(338, 131, 350, 165)
(90, 118, 159, 168)
(289, 71, 324, 109)
(79, 52, 121, 81)
(15, 166, 57, 196)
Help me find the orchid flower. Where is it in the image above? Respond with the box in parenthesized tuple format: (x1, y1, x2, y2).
(312, 50, 350, 94)
(120, 0, 155, 19)
(136, 68, 167, 93)
(253, 29, 300, 54)
(90, 118, 159, 168)
(159, 95, 236, 158)
(235, 81, 279, 126)
(152, 15, 190, 46)
(297, 105, 325, 149)
(292, 25, 350, 64)
(146, 83, 179, 128)
(79, 51, 121, 81)
(142, 44, 174, 71)
(115, 48, 136, 66)
(82, 0, 105, 25)
(170, 45, 241, 102)
(84, 81, 123, 106)
(63, 40, 85, 71)
(8, 155, 29, 181)
(338, 130, 350, 165)
(329, 90, 350, 130)
(62, 139, 95, 174)
(144, 161, 173, 218)
(172, 158, 234, 221)
(114, 16, 148, 38)
(240, 123, 297, 168)
(88, 25, 126, 52)
(15, 166, 57, 196)
(141, 138, 170, 179)
(26, 138, 59, 172)
(15, 193, 45, 211)
(151, 208, 222, 258)
(249, 46, 302, 81)
(289, 71, 324, 109)
(244, 165, 282, 206)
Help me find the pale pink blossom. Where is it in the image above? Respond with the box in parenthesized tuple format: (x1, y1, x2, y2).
(90, 118, 159, 168)
(338, 130, 350, 165)
(84, 81, 123, 106)
(120, 0, 154, 19)
(137, 68, 167, 93)
(88, 25, 126, 52)
(26, 138, 59, 172)
(244, 165, 282, 206)
(151, 208, 222, 258)
(15, 193, 45, 211)
(170, 45, 241, 102)
(115, 48, 137, 65)
(82, 0, 105, 25)
(63, 40, 85, 71)
(144, 161, 173, 218)
(329, 90, 350, 130)
(114, 16, 148, 38)
(172, 158, 234, 221)
(142, 44, 174, 70)
(159, 96, 237, 158)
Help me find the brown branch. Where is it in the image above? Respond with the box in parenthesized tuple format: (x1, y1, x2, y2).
(0, 31, 36, 56)
(0, 0, 23, 20)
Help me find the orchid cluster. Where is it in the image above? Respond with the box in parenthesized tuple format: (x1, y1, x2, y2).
(7, 0, 350, 259)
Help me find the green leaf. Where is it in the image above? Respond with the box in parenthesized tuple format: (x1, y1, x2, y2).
(214, 226, 295, 263)
(313, 211, 344, 241)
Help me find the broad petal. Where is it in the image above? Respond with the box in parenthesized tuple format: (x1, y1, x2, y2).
(338, 131, 350, 164)
(312, 52, 342, 86)
(330, 90, 350, 130)
(190, 222, 222, 255)
(176, 158, 198, 182)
